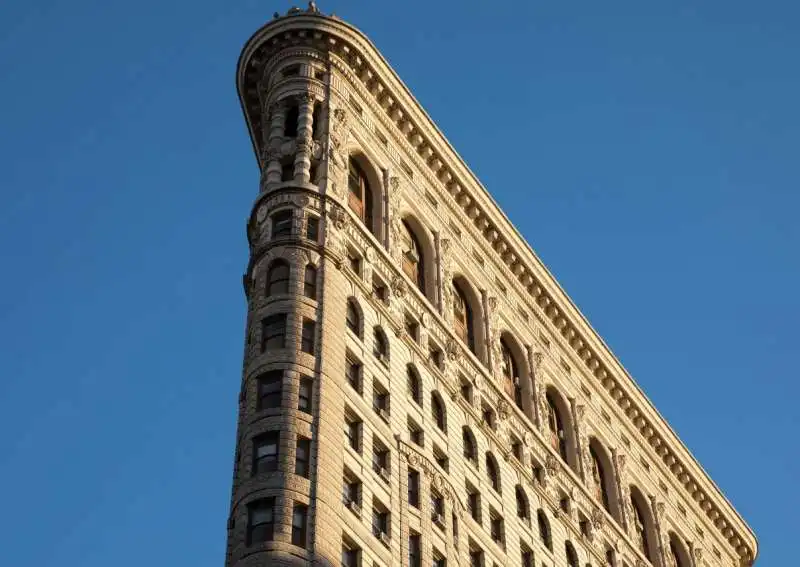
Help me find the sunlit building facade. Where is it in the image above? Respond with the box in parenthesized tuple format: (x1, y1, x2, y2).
(226, 6, 758, 567)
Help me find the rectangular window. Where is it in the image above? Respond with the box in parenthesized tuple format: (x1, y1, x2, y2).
(460, 379, 473, 404)
(291, 503, 308, 547)
(342, 540, 361, 567)
(431, 491, 445, 527)
(345, 412, 362, 453)
(429, 342, 444, 370)
(521, 547, 534, 567)
(253, 431, 279, 474)
(311, 101, 322, 138)
(303, 265, 317, 299)
(408, 418, 424, 447)
(261, 314, 287, 352)
(511, 440, 522, 461)
(257, 371, 282, 410)
(404, 314, 419, 342)
(306, 215, 319, 241)
(372, 503, 390, 540)
(469, 544, 484, 567)
(301, 319, 315, 354)
(372, 438, 390, 480)
(467, 484, 481, 524)
(346, 357, 362, 394)
(409, 532, 421, 567)
(247, 498, 275, 544)
(298, 376, 313, 413)
(408, 469, 420, 508)
(343, 472, 362, 509)
(372, 276, 388, 302)
(348, 254, 361, 275)
(434, 445, 449, 472)
(433, 551, 447, 567)
(373, 382, 389, 420)
(489, 509, 505, 547)
(295, 436, 311, 478)
(271, 210, 293, 238)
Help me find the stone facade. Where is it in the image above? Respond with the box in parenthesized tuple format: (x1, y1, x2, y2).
(226, 6, 758, 567)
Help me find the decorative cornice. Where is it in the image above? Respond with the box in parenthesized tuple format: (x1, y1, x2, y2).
(235, 13, 757, 564)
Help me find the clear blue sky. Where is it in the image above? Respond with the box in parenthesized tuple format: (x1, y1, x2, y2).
(0, 1, 796, 565)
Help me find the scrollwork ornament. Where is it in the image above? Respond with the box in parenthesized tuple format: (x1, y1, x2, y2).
(694, 547, 703, 561)
(391, 275, 407, 299)
(533, 351, 544, 370)
(496, 399, 510, 421)
(329, 203, 348, 230)
(545, 454, 559, 477)
(591, 507, 605, 530)
(445, 338, 461, 362)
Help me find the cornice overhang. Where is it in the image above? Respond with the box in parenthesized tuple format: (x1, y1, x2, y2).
(235, 11, 758, 564)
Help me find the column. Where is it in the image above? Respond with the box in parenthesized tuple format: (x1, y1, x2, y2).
(569, 397, 587, 482)
(265, 100, 287, 186)
(293, 93, 315, 183)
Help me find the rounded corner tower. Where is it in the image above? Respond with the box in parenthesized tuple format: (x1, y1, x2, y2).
(226, 5, 758, 567)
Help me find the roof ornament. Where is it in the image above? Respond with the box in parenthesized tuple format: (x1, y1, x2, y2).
(307, 1, 320, 13)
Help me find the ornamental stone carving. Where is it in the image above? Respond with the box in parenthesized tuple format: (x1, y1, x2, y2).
(391, 275, 407, 299)
(545, 454, 559, 477)
(440, 238, 454, 320)
(591, 506, 605, 530)
(445, 338, 461, 362)
(496, 399, 511, 421)
(329, 203, 348, 230)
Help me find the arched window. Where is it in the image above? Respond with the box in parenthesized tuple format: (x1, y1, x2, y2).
(537, 509, 552, 551)
(266, 260, 290, 296)
(346, 299, 361, 338)
(485, 453, 501, 493)
(668, 533, 691, 567)
(565, 541, 579, 567)
(515, 486, 530, 522)
(452, 280, 475, 353)
(373, 327, 389, 363)
(546, 391, 568, 462)
(348, 157, 373, 232)
(407, 367, 422, 405)
(500, 339, 523, 409)
(630, 490, 652, 562)
(401, 220, 425, 293)
(462, 427, 477, 464)
(431, 392, 446, 432)
(590, 445, 610, 511)
(303, 264, 317, 299)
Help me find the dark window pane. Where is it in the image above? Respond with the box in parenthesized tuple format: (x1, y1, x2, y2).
(257, 371, 283, 410)
(298, 377, 313, 413)
(261, 314, 287, 351)
(271, 210, 293, 238)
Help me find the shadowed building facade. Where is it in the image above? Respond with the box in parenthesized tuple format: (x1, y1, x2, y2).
(226, 5, 758, 567)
